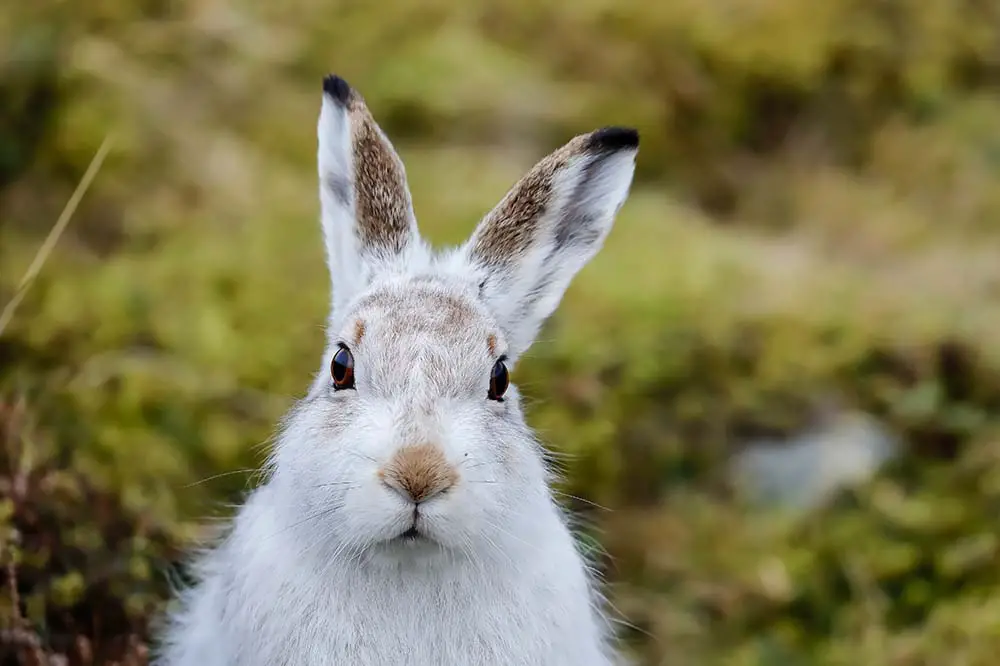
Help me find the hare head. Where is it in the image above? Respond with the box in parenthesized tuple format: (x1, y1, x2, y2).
(271, 75, 638, 565)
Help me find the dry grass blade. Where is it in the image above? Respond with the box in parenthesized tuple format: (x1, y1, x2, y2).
(0, 134, 116, 337)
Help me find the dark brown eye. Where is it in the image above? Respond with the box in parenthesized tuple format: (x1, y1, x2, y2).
(488, 359, 509, 401)
(331, 345, 355, 390)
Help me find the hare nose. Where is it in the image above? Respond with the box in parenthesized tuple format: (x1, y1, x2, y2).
(378, 443, 458, 504)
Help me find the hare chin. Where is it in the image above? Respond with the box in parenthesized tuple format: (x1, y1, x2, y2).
(366, 530, 449, 564)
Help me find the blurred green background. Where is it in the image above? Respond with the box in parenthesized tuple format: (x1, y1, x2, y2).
(3, 0, 1000, 664)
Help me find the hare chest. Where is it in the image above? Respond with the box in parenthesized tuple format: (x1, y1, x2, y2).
(183, 562, 615, 665)
(238, 544, 613, 666)
(290, 567, 613, 666)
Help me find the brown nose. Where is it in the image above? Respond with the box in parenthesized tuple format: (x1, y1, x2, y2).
(379, 443, 458, 503)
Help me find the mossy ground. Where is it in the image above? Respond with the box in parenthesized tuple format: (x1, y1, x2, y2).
(3, 1, 1000, 664)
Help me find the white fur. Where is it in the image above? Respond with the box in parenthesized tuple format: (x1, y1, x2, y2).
(154, 82, 638, 666)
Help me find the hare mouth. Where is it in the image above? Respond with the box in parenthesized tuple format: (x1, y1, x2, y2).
(391, 521, 442, 547)
(389, 521, 429, 544)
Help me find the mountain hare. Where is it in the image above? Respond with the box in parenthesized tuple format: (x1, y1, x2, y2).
(155, 74, 639, 666)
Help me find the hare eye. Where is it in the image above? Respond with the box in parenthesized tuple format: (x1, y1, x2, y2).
(331, 345, 355, 390)
(488, 359, 509, 401)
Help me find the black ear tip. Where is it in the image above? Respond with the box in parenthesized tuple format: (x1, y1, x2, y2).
(588, 126, 640, 151)
(322, 74, 353, 105)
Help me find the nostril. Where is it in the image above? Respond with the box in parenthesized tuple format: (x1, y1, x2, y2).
(380, 477, 413, 502)
(380, 475, 452, 504)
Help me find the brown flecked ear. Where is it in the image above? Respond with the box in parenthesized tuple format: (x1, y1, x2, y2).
(317, 75, 425, 325)
(461, 127, 639, 362)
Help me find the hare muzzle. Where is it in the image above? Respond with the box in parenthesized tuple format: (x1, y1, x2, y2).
(378, 443, 458, 504)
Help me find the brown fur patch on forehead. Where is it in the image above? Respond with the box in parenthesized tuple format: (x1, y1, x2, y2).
(470, 135, 589, 267)
(487, 333, 497, 356)
(352, 319, 366, 345)
(352, 283, 483, 339)
(347, 96, 412, 255)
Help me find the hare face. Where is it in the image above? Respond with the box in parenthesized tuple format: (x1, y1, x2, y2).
(274, 272, 542, 563)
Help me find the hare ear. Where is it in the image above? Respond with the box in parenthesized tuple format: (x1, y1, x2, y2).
(317, 75, 423, 325)
(458, 128, 638, 361)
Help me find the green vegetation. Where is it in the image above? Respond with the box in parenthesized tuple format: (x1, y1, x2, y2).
(3, 0, 1000, 663)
